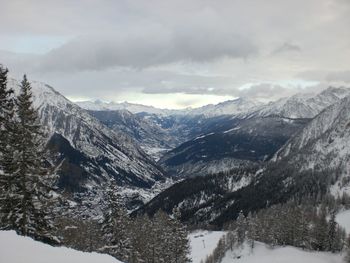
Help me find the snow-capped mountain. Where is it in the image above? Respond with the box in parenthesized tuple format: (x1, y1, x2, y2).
(155, 86, 350, 178)
(273, 94, 350, 194)
(141, 88, 350, 227)
(8, 79, 167, 214)
(77, 97, 263, 117)
(88, 109, 180, 160)
(252, 87, 350, 119)
(76, 100, 182, 116)
(187, 97, 264, 117)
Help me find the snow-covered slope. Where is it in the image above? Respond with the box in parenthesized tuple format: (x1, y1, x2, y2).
(189, 230, 227, 263)
(0, 231, 123, 263)
(336, 210, 350, 234)
(221, 242, 342, 263)
(253, 87, 350, 119)
(274, 94, 350, 193)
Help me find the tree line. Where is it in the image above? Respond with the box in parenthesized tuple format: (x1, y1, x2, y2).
(56, 188, 191, 263)
(204, 194, 350, 263)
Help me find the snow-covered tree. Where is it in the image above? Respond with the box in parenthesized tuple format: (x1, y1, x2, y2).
(171, 207, 191, 263)
(236, 210, 247, 245)
(246, 212, 257, 249)
(9, 75, 57, 243)
(100, 189, 131, 262)
(0, 64, 16, 230)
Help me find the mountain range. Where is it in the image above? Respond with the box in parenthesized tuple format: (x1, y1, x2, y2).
(10, 77, 350, 224)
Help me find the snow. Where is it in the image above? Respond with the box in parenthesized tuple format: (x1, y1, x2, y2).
(189, 230, 226, 263)
(254, 87, 350, 119)
(0, 231, 123, 263)
(194, 133, 215, 140)
(223, 127, 241, 133)
(336, 209, 350, 233)
(221, 242, 343, 263)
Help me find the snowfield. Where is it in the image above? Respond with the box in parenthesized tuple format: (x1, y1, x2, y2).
(189, 230, 227, 263)
(221, 242, 343, 263)
(0, 231, 123, 263)
(336, 209, 350, 233)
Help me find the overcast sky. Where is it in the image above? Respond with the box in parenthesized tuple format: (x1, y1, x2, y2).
(0, 0, 349, 108)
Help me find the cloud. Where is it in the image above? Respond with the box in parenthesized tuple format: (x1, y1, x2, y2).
(297, 70, 350, 83)
(272, 42, 301, 55)
(35, 30, 257, 72)
(1, 0, 350, 108)
(143, 81, 317, 102)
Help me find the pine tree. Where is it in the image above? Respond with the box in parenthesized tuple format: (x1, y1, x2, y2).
(246, 212, 257, 249)
(312, 207, 328, 251)
(0, 64, 16, 230)
(100, 189, 131, 262)
(10, 75, 56, 243)
(328, 210, 338, 252)
(345, 235, 350, 263)
(236, 210, 247, 245)
(171, 207, 191, 263)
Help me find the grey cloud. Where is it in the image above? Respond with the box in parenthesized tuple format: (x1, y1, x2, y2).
(143, 81, 305, 101)
(297, 70, 350, 83)
(272, 42, 301, 55)
(325, 71, 350, 83)
(233, 83, 305, 101)
(36, 31, 257, 72)
(1, 0, 350, 107)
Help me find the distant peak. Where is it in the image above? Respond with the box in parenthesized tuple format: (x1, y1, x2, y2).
(94, 99, 104, 104)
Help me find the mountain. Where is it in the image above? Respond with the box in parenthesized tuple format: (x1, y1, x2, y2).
(273, 93, 350, 194)
(159, 115, 308, 177)
(76, 100, 181, 116)
(159, 87, 350, 177)
(187, 97, 263, 117)
(88, 109, 179, 160)
(77, 97, 263, 117)
(251, 87, 350, 119)
(139, 89, 350, 227)
(8, 79, 167, 215)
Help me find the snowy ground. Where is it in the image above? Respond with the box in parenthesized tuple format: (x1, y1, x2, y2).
(0, 231, 123, 263)
(336, 209, 350, 233)
(189, 230, 227, 263)
(221, 242, 343, 263)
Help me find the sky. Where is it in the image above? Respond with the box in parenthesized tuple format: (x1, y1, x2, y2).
(0, 0, 349, 109)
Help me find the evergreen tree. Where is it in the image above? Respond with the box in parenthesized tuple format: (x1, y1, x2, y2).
(312, 207, 328, 251)
(345, 235, 350, 263)
(10, 75, 56, 243)
(100, 189, 131, 262)
(236, 210, 247, 245)
(328, 210, 338, 252)
(171, 208, 191, 263)
(246, 212, 257, 249)
(0, 64, 16, 229)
